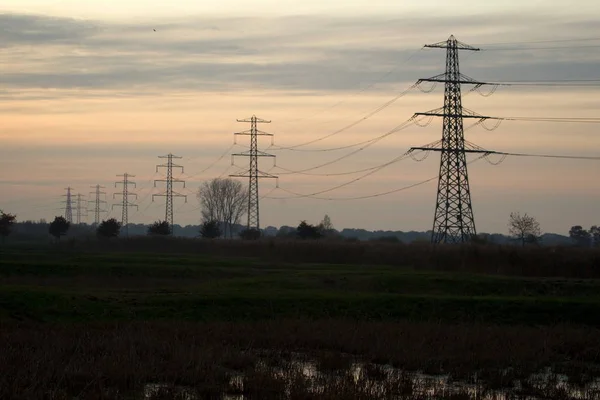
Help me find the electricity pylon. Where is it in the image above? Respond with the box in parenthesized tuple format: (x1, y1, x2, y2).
(408, 35, 501, 244)
(153, 154, 187, 234)
(113, 173, 138, 237)
(230, 115, 277, 231)
(63, 187, 73, 223)
(75, 194, 88, 224)
(89, 185, 107, 226)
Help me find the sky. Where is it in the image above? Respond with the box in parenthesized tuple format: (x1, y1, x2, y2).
(1, 1, 600, 235)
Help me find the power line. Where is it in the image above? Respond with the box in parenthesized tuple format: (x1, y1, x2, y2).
(495, 79, 600, 83)
(484, 150, 600, 161)
(482, 44, 600, 51)
(273, 117, 416, 175)
(272, 83, 418, 150)
(265, 154, 488, 201)
(502, 116, 600, 123)
(476, 37, 600, 46)
(269, 114, 417, 153)
(268, 151, 416, 199)
(273, 157, 406, 177)
(183, 144, 236, 181)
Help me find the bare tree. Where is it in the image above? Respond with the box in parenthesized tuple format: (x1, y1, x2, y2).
(197, 178, 247, 238)
(320, 214, 333, 231)
(508, 212, 542, 246)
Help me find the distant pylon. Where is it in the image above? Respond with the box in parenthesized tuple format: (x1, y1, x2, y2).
(75, 194, 88, 224)
(408, 35, 501, 244)
(230, 115, 278, 231)
(89, 185, 107, 225)
(63, 187, 73, 223)
(113, 173, 138, 237)
(153, 154, 187, 234)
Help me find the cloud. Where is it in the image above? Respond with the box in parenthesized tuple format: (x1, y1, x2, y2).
(1, 12, 600, 96)
(0, 13, 99, 46)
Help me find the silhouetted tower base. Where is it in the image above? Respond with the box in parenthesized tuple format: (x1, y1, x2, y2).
(230, 115, 277, 231)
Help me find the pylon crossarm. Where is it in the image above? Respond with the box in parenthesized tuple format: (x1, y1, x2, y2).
(237, 117, 271, 123)
(424, 36, 480, 51)
(232, 151, 275, 158)
(154, 178, 185, 183)
(418, 78, 492, 86)
(415, 112, 494, 119)
(156, 163, 184, 169)
(158, 155, 182, 159)
(409, 147, 494, 154)
(235, 130, 273, 136)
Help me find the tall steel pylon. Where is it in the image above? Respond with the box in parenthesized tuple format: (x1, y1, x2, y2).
(63, 187, 73, 223)
(409, 35, 500, 244)
(153, 154, 187, 234)
(75, 194, 87, 224)
(113, 173, 138, 236)
(89, 185, 107, 226)
(230, 115, 277, 231)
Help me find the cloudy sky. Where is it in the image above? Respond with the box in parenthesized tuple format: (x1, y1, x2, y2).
(1, 0, 600, 235)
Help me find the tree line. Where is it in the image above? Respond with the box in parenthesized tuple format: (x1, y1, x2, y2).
(1, 185, 599, 246)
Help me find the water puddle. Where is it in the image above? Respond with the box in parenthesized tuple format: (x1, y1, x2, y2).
(143, 356, 600, 400)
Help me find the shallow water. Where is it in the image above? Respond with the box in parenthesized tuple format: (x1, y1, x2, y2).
(143, 357, 600, 400)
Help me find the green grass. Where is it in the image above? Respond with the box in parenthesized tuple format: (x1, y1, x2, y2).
(3, 246, 600, 325)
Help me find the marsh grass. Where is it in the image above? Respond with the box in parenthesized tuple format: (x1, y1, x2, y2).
(3, 321, 600, 399)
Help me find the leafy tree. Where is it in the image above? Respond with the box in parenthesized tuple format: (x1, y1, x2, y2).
(97, 218, 121, 239)
(591, 226, 600, 248)
(49, 216, 70, 240)
(200, 220, 222, 239)
(508, 212, 541, 246)
(569, 225, 591, 247)
(240, 228, 261, 240)
(0, 210, 17, 243)
(147, 220, 171, 236)
(297, 221, 322, 240)
(197, 178, 247, 238)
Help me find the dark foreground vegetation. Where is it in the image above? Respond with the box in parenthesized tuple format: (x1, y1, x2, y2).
(2, 238, 600, 399)
(3, 321, 600, 399)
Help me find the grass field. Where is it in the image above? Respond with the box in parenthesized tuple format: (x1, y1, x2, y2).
(2, 243, 600, 325)
(3, 240, 600, 399)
